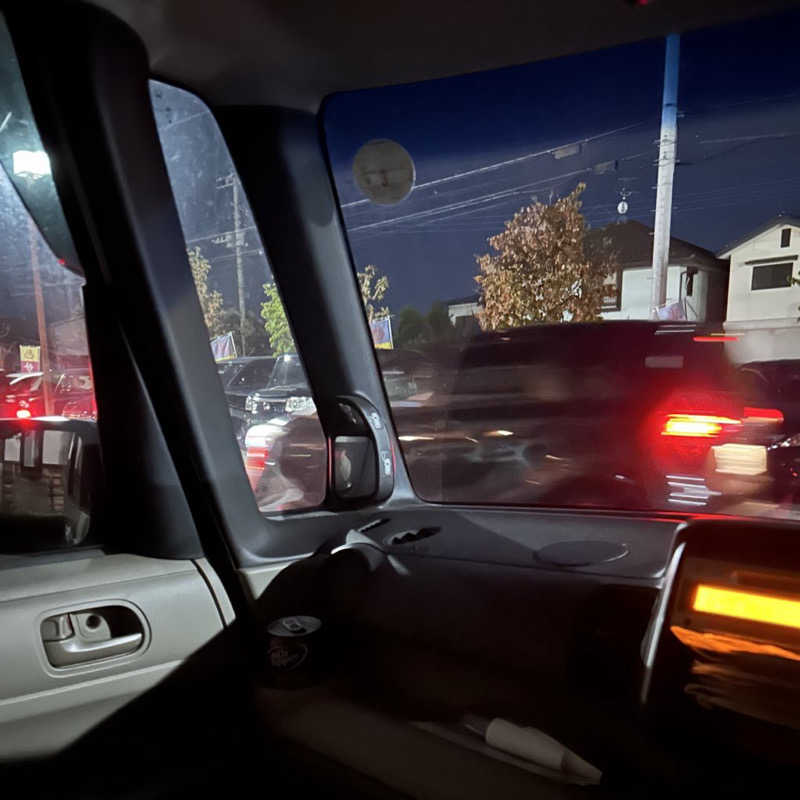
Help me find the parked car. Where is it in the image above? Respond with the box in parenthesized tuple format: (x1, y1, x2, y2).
(243, 348, 443, 509)
(244, 353, 312, 426)
(739, 360, 800, 502)
(216, 356, 275, 444)
(244, 349, 441, 430)
(0, 369, 94, 419)
(245, 322, 773, 512)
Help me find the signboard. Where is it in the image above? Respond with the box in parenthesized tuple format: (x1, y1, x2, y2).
(19, 344, 40, 373)
(370, 317, 393, 350)
(210, 331, 237, 361)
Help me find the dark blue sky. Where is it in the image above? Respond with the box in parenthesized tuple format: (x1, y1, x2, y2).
(324, 9, 800, 313)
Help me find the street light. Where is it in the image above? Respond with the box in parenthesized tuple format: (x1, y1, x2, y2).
(12, 149, 50, 178)
(12, 149, 54, 415)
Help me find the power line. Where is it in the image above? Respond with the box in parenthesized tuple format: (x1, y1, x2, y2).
(341, 121, 646, 210)
(348, 148, 653, 236)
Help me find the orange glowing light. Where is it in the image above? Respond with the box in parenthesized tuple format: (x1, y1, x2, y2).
(693, 584, 800, 631)
(662, 414, 741, 438)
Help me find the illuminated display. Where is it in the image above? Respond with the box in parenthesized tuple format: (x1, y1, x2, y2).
(693, 584, 800, 631)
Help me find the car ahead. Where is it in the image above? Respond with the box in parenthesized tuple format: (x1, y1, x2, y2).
(739, 360, 800, 502)
(243, 353, 312, 426)
(216, 356, 276, 444)
(0, 369, 94, 420)
(244, 349, 442, 431)
(245, 322, 773, 512)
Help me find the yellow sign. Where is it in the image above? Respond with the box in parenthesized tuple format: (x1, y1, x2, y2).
(19, 345, 40, 372)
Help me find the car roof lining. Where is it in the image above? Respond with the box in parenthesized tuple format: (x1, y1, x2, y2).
(90, 0, 796, 111)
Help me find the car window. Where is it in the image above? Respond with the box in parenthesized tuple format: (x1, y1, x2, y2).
(230, 360, 274, 390)
(151, 81, 326, 513)
(0, 14, 97, 530)
(324, 10, 800, 516)
(267, 356, 308, 390)
(217, 362, 236, 378)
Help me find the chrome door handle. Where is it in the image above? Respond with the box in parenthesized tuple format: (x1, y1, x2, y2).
(44, 632, 143, 667)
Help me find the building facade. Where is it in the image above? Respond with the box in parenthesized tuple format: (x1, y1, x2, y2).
(720, 217, 800, 363)
(595, 221, 728, 323)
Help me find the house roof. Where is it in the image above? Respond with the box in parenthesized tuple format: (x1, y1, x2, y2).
(716, 215, 800, 258)
(586, 220, 725, 272)
(445, 295, 480, 307)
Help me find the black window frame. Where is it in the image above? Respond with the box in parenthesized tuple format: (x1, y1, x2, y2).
(751, 261, 793, 290)
(781, 228, 792, 248)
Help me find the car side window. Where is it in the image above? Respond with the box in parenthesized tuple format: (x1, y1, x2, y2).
(150, 81, 326, 513)
(0, 14, 99, 550)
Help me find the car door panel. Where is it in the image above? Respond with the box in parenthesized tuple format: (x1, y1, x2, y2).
(0, 554, 225, 759)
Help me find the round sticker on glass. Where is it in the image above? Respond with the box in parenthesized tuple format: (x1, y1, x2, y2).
(353, 139, 415, 205)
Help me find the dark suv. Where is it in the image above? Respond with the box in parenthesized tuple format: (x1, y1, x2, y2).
(216, 356, 275, 444)
(244, 353, 312, 425)
(244, 322, 771, 512)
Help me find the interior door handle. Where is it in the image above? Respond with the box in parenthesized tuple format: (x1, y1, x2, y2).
(44, 632, 143, 667)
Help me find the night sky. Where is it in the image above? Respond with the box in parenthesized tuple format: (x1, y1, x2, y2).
(146, 9, 800, 321)
(324, 9, 800, 313)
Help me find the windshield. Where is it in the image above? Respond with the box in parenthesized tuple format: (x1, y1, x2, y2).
(267, 356, 308, 391)
(231, 359, 274, 390)
(324, 9, 800, 518)
(217, 361, 238, 380)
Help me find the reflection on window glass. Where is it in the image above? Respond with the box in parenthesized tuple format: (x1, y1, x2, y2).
(0, 12, 96, 535)
(0, 19, 94, 429)
(323, 9, 800, 518)
(150, 81, 326, 513)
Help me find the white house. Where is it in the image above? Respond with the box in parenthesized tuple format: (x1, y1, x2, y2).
(720, 216, 800, 363)
(444, 221, 727, 327)
(594, 221, 728, 323)
(447, 295, 481, 325)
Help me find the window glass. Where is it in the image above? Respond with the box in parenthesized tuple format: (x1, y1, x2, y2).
(0, 34, 91, 424)
(150, 81, 326, 513)
(324, 9, 800, 517)
(0, 14, 97, 535)
(230, 359, 275, 390)
(751, 262, 793, 291)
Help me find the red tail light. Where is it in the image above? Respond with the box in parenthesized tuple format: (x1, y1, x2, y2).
(661, 413, 741, 438)
(743, 406, 784, 424)
(15, 408, 31, 419)
(245, 445, 269, 472)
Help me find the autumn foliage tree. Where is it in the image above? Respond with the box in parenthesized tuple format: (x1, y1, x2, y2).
(357, 264, 390, 321)
(188, 247, 225, 336)
(475, 183, 616, 329)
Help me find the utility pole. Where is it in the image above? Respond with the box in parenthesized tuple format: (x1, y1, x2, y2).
(217, 173, 247, 355)
(650, 33, 680, 319)
(29, 218, 53, 415)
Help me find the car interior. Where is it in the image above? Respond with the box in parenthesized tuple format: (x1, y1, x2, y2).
(2, 1, 800, 798)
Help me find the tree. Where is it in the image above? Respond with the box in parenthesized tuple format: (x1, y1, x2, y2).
(260, 265, 391, 354)
(188, 247, 225, 336)
(395, 306, 431, 348)
(475, 183, 616, 329)
(220, 308, 269, 355)
(260, 282, 295, 355)
(357, 264, 389, 321)
(427, 302, 455, 342)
